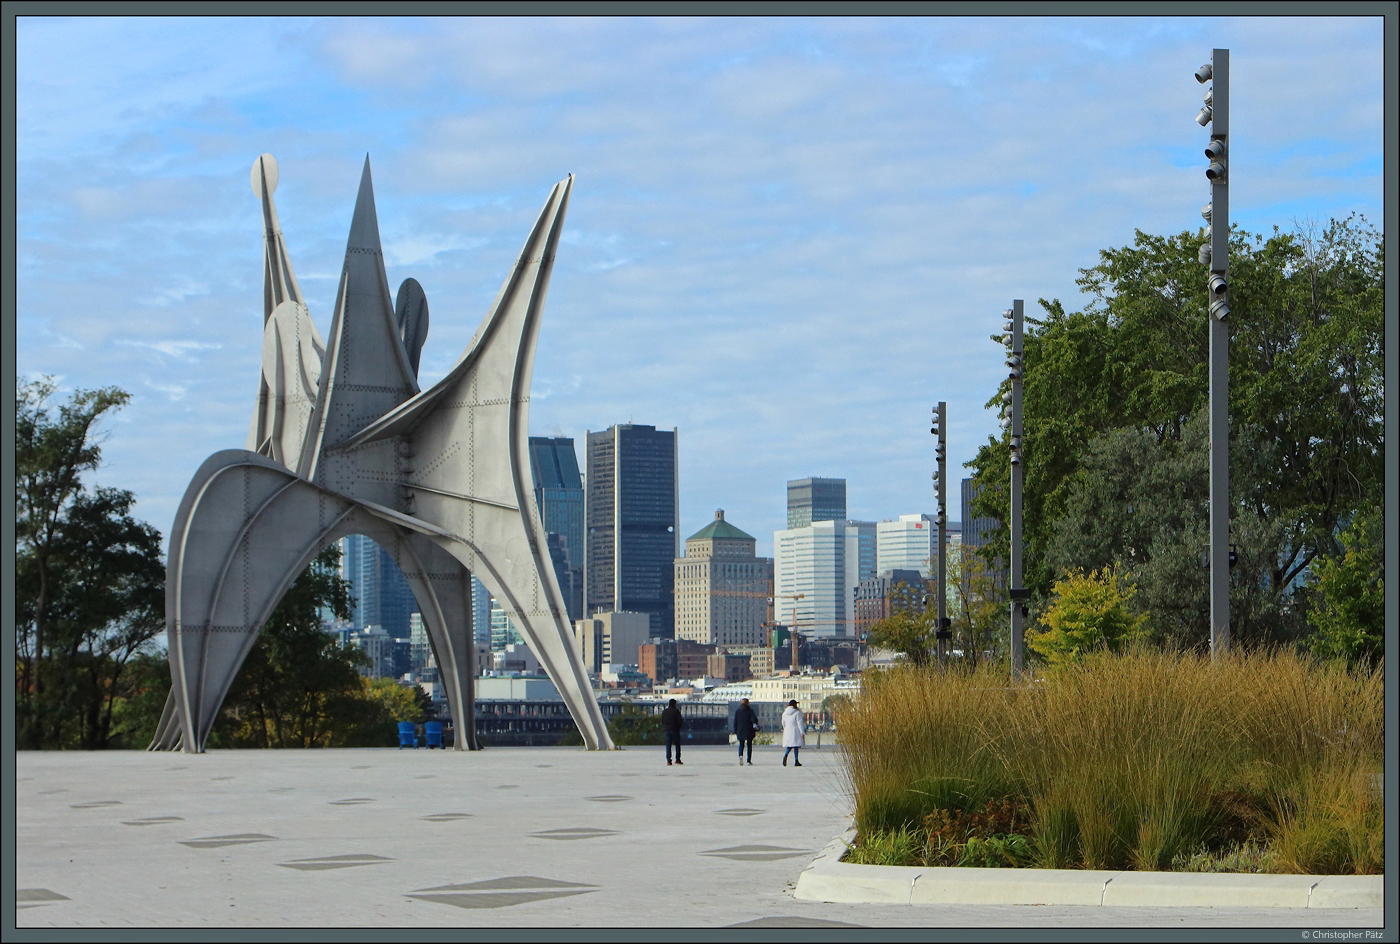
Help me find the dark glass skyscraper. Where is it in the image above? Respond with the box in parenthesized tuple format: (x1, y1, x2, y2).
(960, 477, 1000, 550)
(586, 424, 678, 638)
(787, 477, 847, 529)
(341, 533, 415, 637)
(528, 436, 585, 622)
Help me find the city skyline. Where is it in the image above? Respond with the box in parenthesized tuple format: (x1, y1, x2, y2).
(16, 16, 1383, 561)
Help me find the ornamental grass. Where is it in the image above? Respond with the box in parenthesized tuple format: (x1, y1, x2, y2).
(836, 648, 1381, 874)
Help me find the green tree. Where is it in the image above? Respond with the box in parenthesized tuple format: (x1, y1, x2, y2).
(210, 546, 367, 748)
(1027, 566, 1148, 665)
(333, 677, 435, 747)
(605, 701, 665, 746)
(1307, 510, 1384, 666)
(969, 217, 1382, 650)
(866, 609, 936, 668)
(15, 378, 165, 749)
(948, 542, 1005, 668)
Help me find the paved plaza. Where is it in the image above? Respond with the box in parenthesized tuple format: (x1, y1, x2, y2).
(13, 744, 1387, 930)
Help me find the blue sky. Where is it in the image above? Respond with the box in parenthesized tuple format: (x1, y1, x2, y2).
(16, 15, 1385, 557)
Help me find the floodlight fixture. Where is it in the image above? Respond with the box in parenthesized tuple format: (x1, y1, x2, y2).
(1209, 274, 1227, 296)
(1198, 243, 1212, 266)
(1195, 63, 1213, 83)
(1205, 138, 1226, 160)
(1210, 297, 1229, 321)
(1196, 105, 1213, 127)
(1200, 203, 1212, 222)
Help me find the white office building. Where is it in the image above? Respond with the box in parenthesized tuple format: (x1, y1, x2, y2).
(773, 519, 876, 639)
(876, 514, 963, 578)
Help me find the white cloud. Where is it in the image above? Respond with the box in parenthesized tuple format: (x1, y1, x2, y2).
(15, 15, 1382, 544)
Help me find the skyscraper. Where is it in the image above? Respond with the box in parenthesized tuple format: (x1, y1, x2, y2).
(339, 533, 415, 637)
(773, 518, 876, 639)
(528, 436, 585, 621)
(586, 424, 678, 638)
(961, 478, 999, 551)
(786, 477, 847, 529)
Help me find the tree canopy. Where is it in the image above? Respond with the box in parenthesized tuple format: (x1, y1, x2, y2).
(16, 379, 165, 749)
(968, 217, 1383, 652)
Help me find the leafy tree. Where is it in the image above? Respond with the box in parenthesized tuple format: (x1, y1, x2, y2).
(969, 217, 1382, 650)
(107, 651, 173, 748)
(1307, 510, 1384, 666)
(821, 693, 852, 713)
(15, 378, 165, 749)
(333, 677, 434, 747)
(605, 701, 665, 746)
(948, 542, 1005, 668)
(866, 609, 936, 668)
(210, 546, 367, 748)
(1027, 566, 1148, 665)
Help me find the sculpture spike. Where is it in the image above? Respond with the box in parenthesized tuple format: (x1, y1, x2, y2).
(161, 159, 612, 753)
(247, 153, 323, 464)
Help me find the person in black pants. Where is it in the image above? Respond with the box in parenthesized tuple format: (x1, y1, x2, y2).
(733, 698, 759, 766)
(661, 698, 684, 765)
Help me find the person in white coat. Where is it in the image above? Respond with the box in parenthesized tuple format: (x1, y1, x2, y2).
(781, 699, 805, 767)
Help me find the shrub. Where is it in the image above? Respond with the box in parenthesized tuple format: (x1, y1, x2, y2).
(840, 649, 1381, 873)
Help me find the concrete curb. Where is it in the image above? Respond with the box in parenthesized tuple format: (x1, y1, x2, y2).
(793, 830, 1383, 908)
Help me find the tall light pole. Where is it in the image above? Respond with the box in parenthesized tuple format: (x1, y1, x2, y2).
(1196, 49, 1230, 655)
(1003, 301, 1027, 675)
(930, 401, 950, 665)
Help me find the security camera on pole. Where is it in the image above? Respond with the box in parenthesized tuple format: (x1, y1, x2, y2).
(1002, 301, 1027, 675)
(1196, 49, 1230, 655)
(930, 401, 950, 665)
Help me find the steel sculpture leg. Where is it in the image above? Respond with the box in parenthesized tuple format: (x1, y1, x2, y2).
(160, 451, 360, 751)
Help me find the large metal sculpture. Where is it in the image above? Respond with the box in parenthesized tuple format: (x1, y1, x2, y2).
(150, 154, 613, 752)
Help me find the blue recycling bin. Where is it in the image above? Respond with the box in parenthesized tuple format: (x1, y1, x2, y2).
(424, 721, 443, 749)
(397, 721, 417, 749)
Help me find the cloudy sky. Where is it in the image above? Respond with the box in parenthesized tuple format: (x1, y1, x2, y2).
(16, 15, 1384, 557)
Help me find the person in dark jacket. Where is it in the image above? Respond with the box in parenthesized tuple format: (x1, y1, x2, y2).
(733, 698, 760, 766)
(661, 698, 684, 765)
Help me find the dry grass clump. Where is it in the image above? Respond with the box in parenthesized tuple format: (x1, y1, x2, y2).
(837, 649, 1381, 874)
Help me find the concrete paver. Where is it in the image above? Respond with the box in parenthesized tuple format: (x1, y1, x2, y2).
(12, 745, 1386, 929)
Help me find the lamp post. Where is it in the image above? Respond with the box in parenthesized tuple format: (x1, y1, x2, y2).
(930, 401, 950, 665)
(1196, 49, 1230, 655)
(1003, 301, 1026, 675)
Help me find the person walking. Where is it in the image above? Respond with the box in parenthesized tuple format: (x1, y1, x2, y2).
(781, 699, 805, 767)
(661, 698, 684, 766)
(733, 698, 759, 766)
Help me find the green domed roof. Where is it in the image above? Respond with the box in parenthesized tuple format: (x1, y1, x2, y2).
(687, 509, 754, 542)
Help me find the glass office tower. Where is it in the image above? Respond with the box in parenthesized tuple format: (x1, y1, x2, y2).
(527, 436, 586, 621)
(585, 424, 678, 638)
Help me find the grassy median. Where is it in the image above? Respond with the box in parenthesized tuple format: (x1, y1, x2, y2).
(837, 649, 1381, 874)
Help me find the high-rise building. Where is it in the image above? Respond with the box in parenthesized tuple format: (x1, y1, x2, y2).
(340, 534, 415, 637)
(571, 611, 651, 674)
(876, 513, 963, 578)
(585, 424, 678, 638)
(773, 518, 876, 639)
(960, 478, 1005, 593)
(489, 597, 522, 652)
(786, 477, 846, 529)
(470, 577, 491, 648)
(528, 436, 585, 622)
(961, 478, 999, 551)
(674, 509, 774, 648)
